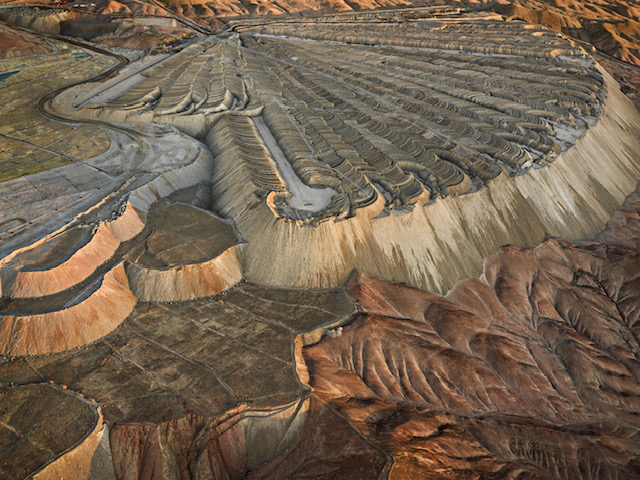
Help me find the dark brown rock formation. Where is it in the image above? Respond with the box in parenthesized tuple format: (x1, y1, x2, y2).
(248, 183, 640, 479)
(488, 0, 640, 66)
(0, 23, 53, 59)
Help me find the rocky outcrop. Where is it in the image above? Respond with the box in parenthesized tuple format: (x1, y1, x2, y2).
(90, 19, 193, 50)
(248, 182, 640, 479)
(109, 399, 308, 480)
(0, 7, 75, 35)
(488, 0, 640, 66)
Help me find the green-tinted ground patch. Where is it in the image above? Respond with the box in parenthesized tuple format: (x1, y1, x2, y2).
(0, 39, 115, 182)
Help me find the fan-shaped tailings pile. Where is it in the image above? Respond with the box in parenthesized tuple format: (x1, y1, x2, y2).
(78, 12, 640, 292)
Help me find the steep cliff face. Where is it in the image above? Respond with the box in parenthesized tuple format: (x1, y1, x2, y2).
(246, 184, 640, 479)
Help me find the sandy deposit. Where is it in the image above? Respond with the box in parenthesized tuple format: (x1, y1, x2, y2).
(221, 67, 640, 292)
(1, 204, 143, 299)
(0, 262, 136, 356)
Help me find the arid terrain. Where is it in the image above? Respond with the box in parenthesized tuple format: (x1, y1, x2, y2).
(2, 0, 640, 65)
(0, 1, 639, 479)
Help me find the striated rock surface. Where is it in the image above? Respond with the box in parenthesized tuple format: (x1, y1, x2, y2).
(487, 0, 640, 66)
(0, 5, 194, 50)
(249, 184, 640, 479)
(61, 15, 194, 49)
(108, 399, 310, 480)
(0, 7, 74, 35)
(4, 0, 640, 67)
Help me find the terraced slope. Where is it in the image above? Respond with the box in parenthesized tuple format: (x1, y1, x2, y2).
(0, 28, 235, 356)
(75, 10, 640, 292)
(0, 384, 106, 479)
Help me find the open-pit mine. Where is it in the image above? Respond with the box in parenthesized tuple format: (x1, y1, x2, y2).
(1, 4, 640, 479)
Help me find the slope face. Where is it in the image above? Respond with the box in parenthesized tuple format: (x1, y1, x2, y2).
(250, 184, 640, 480)
(488, 0, 640, 66)
(77, 9, 640, 291)
(0, 23, 53, 59)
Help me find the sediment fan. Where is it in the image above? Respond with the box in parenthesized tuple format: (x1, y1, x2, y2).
(74, 10, 640, 292)
(1, 7, 640, 479)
